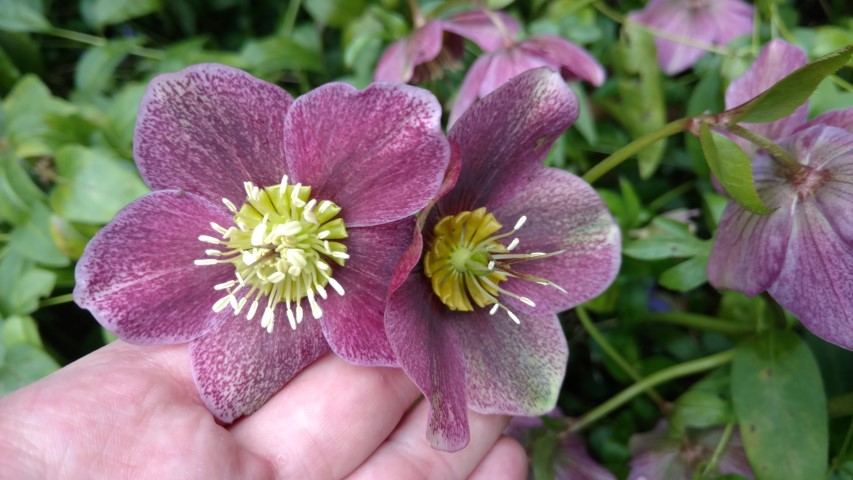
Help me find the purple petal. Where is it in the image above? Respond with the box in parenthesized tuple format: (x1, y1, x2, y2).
(804, 108, 853, 135)
(725, 40, 808, 145)
(446, 68, 578, 211)
(284, 82, 449, 228)
(555, 434, 617, 480)
(135, 64, 292, 203)
(450, 312, 567, 415)
(190, 305, 330, 422)
(519, 35, 606, 86)
(74, 191, 233, 344)
(712, 0, 754, 45)
(490, 168, 621, 315)
(448, 53, 497, 127)
(385, 274, 470, 451)
(629, 3, 717, 75)
(320, 218, 416, 366)
(374, 20, 444, 83)
(441, 10, 518, 52)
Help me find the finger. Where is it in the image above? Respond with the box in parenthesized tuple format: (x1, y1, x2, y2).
(229, 353, 420, 479)
(468, 436, 528, 480)
(347, 401, 511, 480)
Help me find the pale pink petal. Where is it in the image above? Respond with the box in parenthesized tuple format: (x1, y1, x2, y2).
(374, 20, 444, 83)
(629, 2, 718, 75)
(319, 218, 416, 366)
(385, 273, 470, 451)
(284, 82, 449, 228)
(448, 53, 496, 128)
(712, 0, 754, 45)
(441, 10, 519, 52)
(135, 64, 292, 204)
(74, 191, 234, 344)
(190, 306, 330, 422)
(520, 35, 606, 86)
(804, 108, 853, 135)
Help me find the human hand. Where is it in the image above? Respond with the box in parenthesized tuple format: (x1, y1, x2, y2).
(0, 341, 526, 479)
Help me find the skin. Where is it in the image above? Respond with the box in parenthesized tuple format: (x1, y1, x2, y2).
(0, 341, 527, 479)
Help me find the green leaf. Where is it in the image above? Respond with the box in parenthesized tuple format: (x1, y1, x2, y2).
(531, 431, 559, 480)
(624, 238, 708, 260)
(74, 38, 143, 96)
(304, 0, 367, 28)
(659, 254, 709, 292)
(49, 214, 92, 259)
(239, 35, 324, 78)
(0, 343, 59, 394)
(698, 122, 772, 215)
(0, 0, 50, 33)
(8, 202, 70, 268)
(80, 0, 163, 29)
(50, 146, 148, 224)
(0, 252, 56, 316)
(0, 153, 44, 225)
(669, 390, 731, 436)
(732, 331, 828, 480)
(2, 314, 43, 348)
(725, 44, 853, 124)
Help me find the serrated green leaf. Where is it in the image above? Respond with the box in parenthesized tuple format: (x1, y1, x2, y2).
(659, 254, 709, 292)
(726, 44, 853, 124)
(80, 0, 163, 29)
(698, 122, 772, 215)
(0, 0, 50, 33)
(732, 331, 828, 480)
(0, 343, 59, 394)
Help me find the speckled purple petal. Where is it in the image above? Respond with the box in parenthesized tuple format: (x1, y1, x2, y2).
(441, 10, 518, 52)
(74, 191, 234, 344)
(320, 218, 416, 367)
(374, 20, 444, 83)
(190, 306, 330, 422)
(385, 273, 470, 451)
(134, 64, 292, 203)
(519, 35, 606, 86)
(446, 68, 578, 211)
(725, 40, 808, 147)
(450, 312, 567, 415)
(490, 168, 621, 316)
(284, 82, 449, 228)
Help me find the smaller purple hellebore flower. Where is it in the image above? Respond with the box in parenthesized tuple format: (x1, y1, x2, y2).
(374, 10, 520, 84)
(629, 421, 754, 479)
(385, 68, 621, 451)
(708, 39, 853, 349)
(74, 64, 450, 421)
(629, 0, 754, 75)
(449, 34, 605, 126)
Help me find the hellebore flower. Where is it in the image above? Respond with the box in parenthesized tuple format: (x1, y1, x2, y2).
(629, 422, 753, 479)
(449, 35, 605, 126)
(385, 68, 621, 451)
(74, 64, 450, 421)
(707, 39, 853, 349)
(374, 10, 519, 84)
(629, 0, 754, 75)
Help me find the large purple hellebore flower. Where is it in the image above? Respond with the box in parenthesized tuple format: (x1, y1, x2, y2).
(629, 0, 754, 75)
(74, 64, 450, 421)
(449, 34, 605, 126)
(385, 68, 621, 451)
(374, 10, 519, 84)
(708, 39, 853, 349)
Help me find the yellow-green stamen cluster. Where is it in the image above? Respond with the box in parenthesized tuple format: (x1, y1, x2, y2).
(195, 177, 348, 333)
(423, 207, 565, 323)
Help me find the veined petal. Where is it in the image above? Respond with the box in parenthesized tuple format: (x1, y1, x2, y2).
(385, 274, 470, 451)
(451, 312, 567, 415)
(712, 0, 754, 45)
(135, 64, 292, 203)
(519, 35, 606, 86)
(629, 3, 717, 75)
(446, 68, 578, 212)
(320, 218, 416, 366)
(804, 108, 853, 135)
(284, 82, 449, 228)
(74, 191, 234, 344)
(190, 305, 330, 422)
(491, 168, 621, 315)
(441, 10, 519, 52)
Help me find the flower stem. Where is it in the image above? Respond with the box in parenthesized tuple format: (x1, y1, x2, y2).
(569, 349, 736, 432)
(724, 124, 801, 173)
(644, 312, 755, 335)
(827, 417, 853, 479)
(702, 422, 735, 476)
(46, 27, 164, 60)
(577, 306, 667, 409)
(282, 0, 302, 37)
(583, 118, 688, 184)
(39, 293, 75, 308)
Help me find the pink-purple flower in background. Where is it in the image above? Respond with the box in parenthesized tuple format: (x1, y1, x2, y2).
(74, 64, 450, 421)
(374, 10, 519, 84)
(384, 68, 621, 451)
(707, 39, 853, 349)
(629, 0, 754, 75)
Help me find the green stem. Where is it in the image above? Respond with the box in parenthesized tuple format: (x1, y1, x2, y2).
(644, 312, 754, 335)
(46, 27, 164, 60)
(281, 0, 302, 37)
(583, 118, 688, 184)
(648, 181, 694, 212)
(577, 307, 666, 408)
(828, 417, 853, 479)
(725, 124, 801, 173)
(39, 293, 75, 308)
(702, 422, 735, 476)
(570, 349, 736, 432)
(830, 74, 853, 93)
(828, 392, 853, 418)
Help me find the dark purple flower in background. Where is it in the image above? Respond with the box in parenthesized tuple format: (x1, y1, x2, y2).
(74, 64, 450, 421)
(708, 39, 853, 349)
(629, 0, 754, 75)
(374, 10, 519, 84)
(449, 35, 605, 126)
(385, 68, 621, 451)
(629, 421, 753, 479)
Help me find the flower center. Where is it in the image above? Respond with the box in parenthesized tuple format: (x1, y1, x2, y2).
(423, 207, 564, 323)
(195, 177, 348, 333)
(791, 165, 832, 199)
